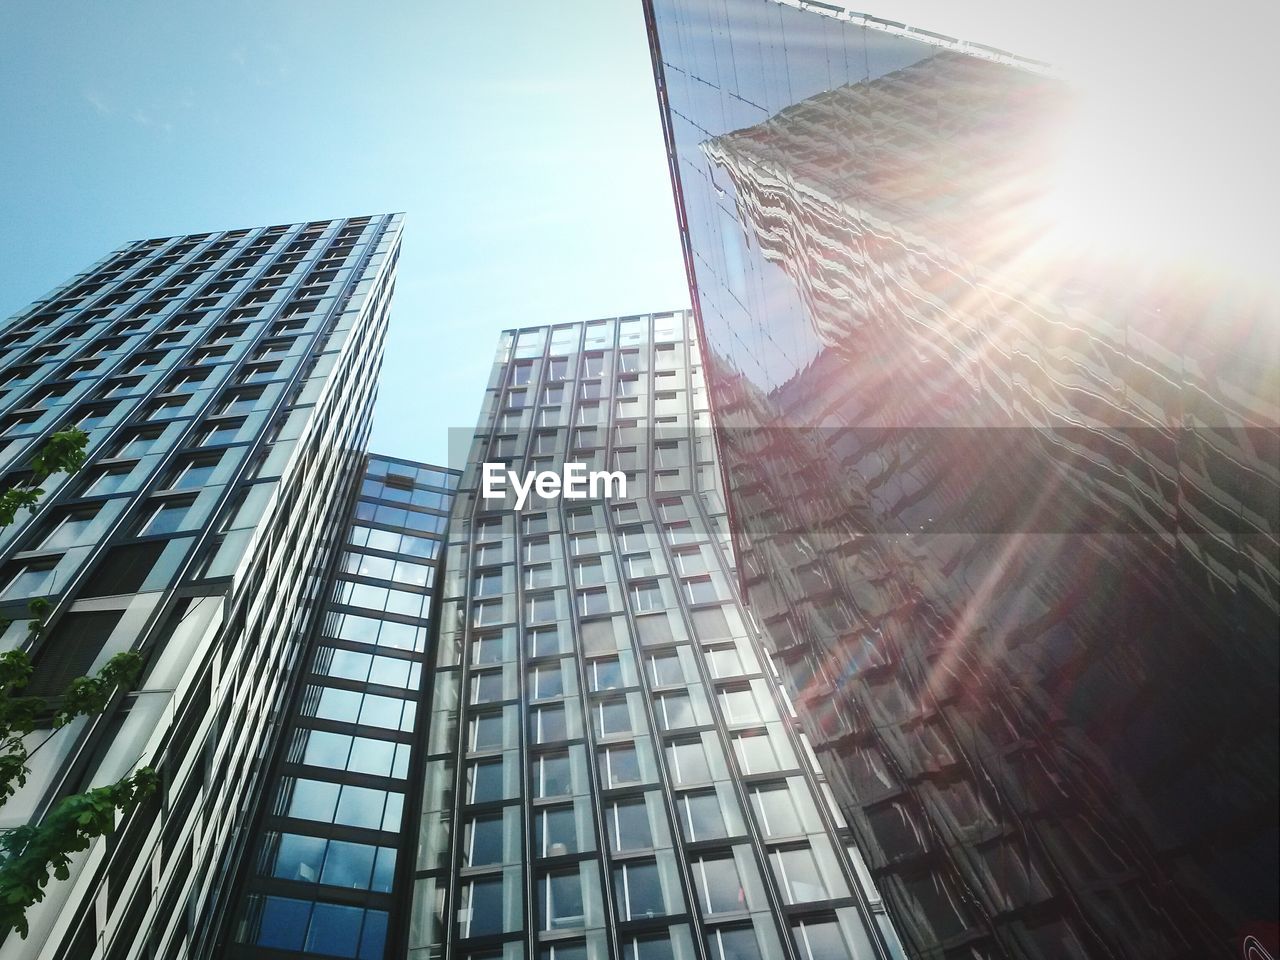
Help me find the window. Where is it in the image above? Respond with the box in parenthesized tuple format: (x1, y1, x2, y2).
(577, 588, 609, 617)
(707, 927, 764, 960)
(625, 554, 657, 578)
(595, 698, 631, 738)
(472, 635, 504, 666)
(656, 693, 695, 730)
(527, 593, 556, 623)
(540, 869, 585, 931)
(771, 846, 828, 904)
(570, 532, 598, 556)
(536, 805, 578, 857)
(607, 799, 652, 852)
(528, 627, 563, 658)
(524, 538, 551, 563)
(169, 456, 219, 490)
(791, 919, 851, 960)
(751, 784, 804, 838)
(464, 814, 504, 867)
(470, 712, 504, 751)
(573, 558, 604, 587)
(707, 645, 749, 679)
(0, 561, 58, 601)
(733, 731, 780, 774)
(582, 353, 605, 377)
(531, 704, 567, 744)
(471, 671, 504, 705)
(467, 760, 504, 803)
(535, 751, 572, 798)
(719, 687, 762, 725)
(531, 664, 563, 700)
(137, 499, 194, 537)
(461, 878, 504, 938)
(629, 582, 662, 612)
(588, 657, 622, 692)
(39, 509, 98, 549)
(682, 576, 719, 604)
(600, 745, 641, 788)
(666, 739, 710, 785)
(614, 860, 667, 921)
(648, 652, 682, 686)
(548, 357, 569, 380)
(522, 513, 549, 536)
(679, 791, 728, 842)
(511, 362, 533, 386)
(525, 563, 554, 589)
(693, 856, 746, 916)
(473, 570, 502, 597)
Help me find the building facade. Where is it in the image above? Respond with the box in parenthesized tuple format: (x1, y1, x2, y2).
(0, 214, 401, 959)
(643, 3, 1278, 959)
(223, 454, 457, 960)
(408, 311, 905, 960)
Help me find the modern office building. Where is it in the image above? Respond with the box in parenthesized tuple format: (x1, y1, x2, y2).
(0, 214, 403, 958)
(643, 3, 1278, 959)
(408, 311, 905, 960)
(223, 454, 458, 960)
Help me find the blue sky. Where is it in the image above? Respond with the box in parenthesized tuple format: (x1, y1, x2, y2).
(0, 1, 688, 464)
(2, 0, 1271, 464)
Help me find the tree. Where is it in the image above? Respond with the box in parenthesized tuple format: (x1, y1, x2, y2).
(0, 428, 156, 938)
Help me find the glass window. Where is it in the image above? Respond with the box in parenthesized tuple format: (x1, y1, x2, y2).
(577, 587, 609, 616)
(40, 509, 98, 549)
(471, 670, 504, 704)
(657, 692, 696, 730)
(474, 570, 502, 597)
(707, 927, 764, 960)
(629, 581, 663, 612)
(320, 840, 377, 889)
(772, 846, 828, 904)
(468, 759, 504, 803)
(648, 652, 683, 686)
(601, 745, 641, 788)
(679, 791, 728, 842)
(531, 704, 567, 744)
(751, 784, 804, 839)
(286, 778, 340, 823)
(537, 805, 578, 857)
(84, 466, 131, 496)
(532, 664, 564, 700)
(625, 554, 657, 578)
(595, 698, 631, 737)
(0, 562, 57, 601)
(733, 731, 780, 774)
(792, 919, 851, 960)
(524, 538, 551, 563)
(666, 739, 710, 785)
(470, 712, 504, 751)
(608, 798, 653, 852)
(525, 563, 555, 589)
(535, 751, 572, 798)
(472, 635, 504, 665)
(719, 687, 761, 725)
(462, 878, 504, 938)
(588, 657, 622, 692)
(527, 593, 556, 623)
(570, 532, 598, 556)
(573, 558, 605, 587)
(528, 627, 564, 658)
(694, 856, 745, 916)
(614, 860, 667, 921)
(255, 896, 310, 950)
(271, 833, 327, 883)
(540, 869, 586, 931)
(465, 814, 504, 867)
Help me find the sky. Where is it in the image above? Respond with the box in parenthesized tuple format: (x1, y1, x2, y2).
(2, 0, 1275, 464)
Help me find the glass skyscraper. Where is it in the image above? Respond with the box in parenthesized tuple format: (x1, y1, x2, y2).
(409, 311, 904, 960)
(642, 3, 1277, 959)
(0, 215, 402, 958)
(224, 454, 458, 960)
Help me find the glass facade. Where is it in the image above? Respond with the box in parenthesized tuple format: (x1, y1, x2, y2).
(409, 312, 902, 960)
(643, 3, 1277, 959)
(0, 215, 402, 958)
(227, 454, 458, 959)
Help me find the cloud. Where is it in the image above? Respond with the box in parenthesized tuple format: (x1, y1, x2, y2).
(83, 89, 112, 116)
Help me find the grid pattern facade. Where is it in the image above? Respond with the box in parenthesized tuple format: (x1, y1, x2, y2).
(226, 454, 458, 960)
(409, 312, 903, 960)
(643, 3, 1278, 959)
(0, 215, 401, 959)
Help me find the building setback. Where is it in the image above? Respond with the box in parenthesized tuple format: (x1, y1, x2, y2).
(0, 215, 402, 958)
(643, 2, 1278, 959)
(409, 311, 905, 960)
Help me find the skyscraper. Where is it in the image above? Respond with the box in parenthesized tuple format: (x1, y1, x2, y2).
(0, 214, 402, 958)
(223, 454, 458, 960)
(409, 311, 905, 960)
(643, 3, 1278, 958)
